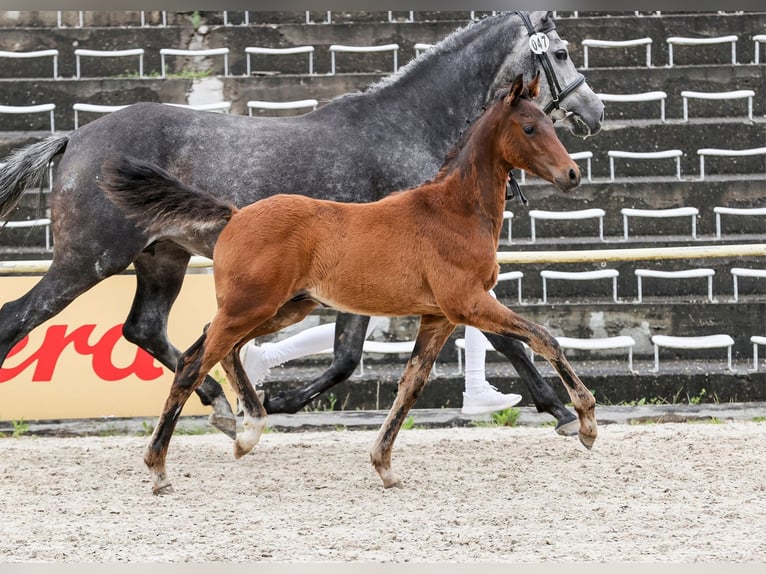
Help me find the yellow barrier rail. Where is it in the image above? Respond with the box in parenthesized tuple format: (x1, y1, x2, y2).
(496, 243, 766, 264)
(2, 244, 765, 274)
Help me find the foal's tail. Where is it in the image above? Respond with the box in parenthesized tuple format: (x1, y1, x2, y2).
(0, 134, 69, 219)
(99, 155, 236, 238)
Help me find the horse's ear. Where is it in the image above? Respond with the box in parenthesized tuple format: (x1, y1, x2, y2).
(528, 70, 541, 99)
(506, 74, 524, 105)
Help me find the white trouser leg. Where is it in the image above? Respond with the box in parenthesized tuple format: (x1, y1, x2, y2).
(261, 315, 386, 368)
(463, 290, 497, 394)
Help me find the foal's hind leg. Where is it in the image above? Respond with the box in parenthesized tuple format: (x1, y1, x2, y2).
(263, 313, 370, 414)
(127, 245, 236, 438)
(145, 331, 212, 495)
(481, 332, 578, 436)
(370, 315, 455, 488)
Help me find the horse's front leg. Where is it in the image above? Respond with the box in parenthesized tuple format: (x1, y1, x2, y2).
(263, 313, 370, 414)
(370, 315, 455, 488)
(461, 295, 597, 449)
(481, 331, 578, 436)
(145, 331, 210, 495)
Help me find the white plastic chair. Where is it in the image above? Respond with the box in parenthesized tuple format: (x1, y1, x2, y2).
(621, 207, 698, 240)
(329, 44, 399, 75)
(651, 334, 735, 372)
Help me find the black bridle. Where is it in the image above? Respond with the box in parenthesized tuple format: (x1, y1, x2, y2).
(506, 11, 586, 203)
(514, 10, 587, 120)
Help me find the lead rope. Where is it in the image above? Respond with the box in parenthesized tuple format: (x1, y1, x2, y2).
(505, 171, 528, 205)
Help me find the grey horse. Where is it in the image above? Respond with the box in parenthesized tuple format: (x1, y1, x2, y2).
(0, 11, 603, 437)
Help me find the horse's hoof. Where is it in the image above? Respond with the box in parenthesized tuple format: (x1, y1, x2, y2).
(262, 391, 299, 415)
(152, 483, 174, 496)
(555, 416, 580, 437)
(208, 412, 237, 440)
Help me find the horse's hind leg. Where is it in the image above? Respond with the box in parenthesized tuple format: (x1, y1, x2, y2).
(263, 312, 370, 414)
(370, 315, 455, 488)
(481, 332, 578, 436)
(220, 349, 268, 459)
(0, 249, 139, 366)
(127, 245, 236, 438)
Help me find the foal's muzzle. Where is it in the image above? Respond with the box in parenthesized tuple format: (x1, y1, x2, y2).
(554, 164, 581, 192)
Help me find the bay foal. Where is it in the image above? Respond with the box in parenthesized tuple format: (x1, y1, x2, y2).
(101, 74, 597, 494)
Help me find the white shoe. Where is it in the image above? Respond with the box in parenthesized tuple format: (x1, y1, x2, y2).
(461, 384, 522, 415)
(239, 342, 271, 388)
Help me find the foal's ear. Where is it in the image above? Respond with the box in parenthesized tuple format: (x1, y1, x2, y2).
(506, 73, 525, 105)
(528, 69, 541, 99)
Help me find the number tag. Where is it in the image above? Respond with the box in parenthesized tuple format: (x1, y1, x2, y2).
(529, 32, 550, 54)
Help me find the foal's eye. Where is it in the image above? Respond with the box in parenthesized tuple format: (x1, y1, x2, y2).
(555, 49, 568, 61)
(523, 125, 535, 135)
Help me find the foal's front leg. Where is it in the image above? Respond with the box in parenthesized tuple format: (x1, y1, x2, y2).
(457, 294, 597, 449)
(225, 297, 320, 457)
(370, 315, 455, 488)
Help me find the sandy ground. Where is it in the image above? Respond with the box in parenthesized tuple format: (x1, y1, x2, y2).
(1, 421, 766, 563)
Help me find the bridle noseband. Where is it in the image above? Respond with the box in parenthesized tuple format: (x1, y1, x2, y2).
(514, 11, 586, 120)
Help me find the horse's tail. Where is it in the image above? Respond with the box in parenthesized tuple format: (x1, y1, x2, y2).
(99, 155, 236, 239)
(0, 134, 69, 219)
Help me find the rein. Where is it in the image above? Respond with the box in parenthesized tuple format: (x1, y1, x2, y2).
(514, 11, 586, 120)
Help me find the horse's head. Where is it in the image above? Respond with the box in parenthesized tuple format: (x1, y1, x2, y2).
(497, 73, 580, 192)
(497, 11, 604, 138)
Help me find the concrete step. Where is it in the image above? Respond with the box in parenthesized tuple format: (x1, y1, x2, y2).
(246, 358, 766, 411)
(9, 400, 766, 436)
(504, 177, 766, 239)
(554, 11, 766, 68)
(0, 64, 762, 129)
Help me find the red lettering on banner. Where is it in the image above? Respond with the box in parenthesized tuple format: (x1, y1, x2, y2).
(0, 324, 164, 383)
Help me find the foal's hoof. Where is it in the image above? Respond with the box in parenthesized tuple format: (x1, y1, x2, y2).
(383, 478, 403, 489)
(375, 466, 402, 489)
(233, 439, 253, 460)
(152, 483, 174, 496)
(233, 423, 266, 459)
(209, 412, 237, 440)
(578, 431, 597, 450)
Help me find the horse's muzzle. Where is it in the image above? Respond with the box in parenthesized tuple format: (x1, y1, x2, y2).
(568, 107, 604, 138)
